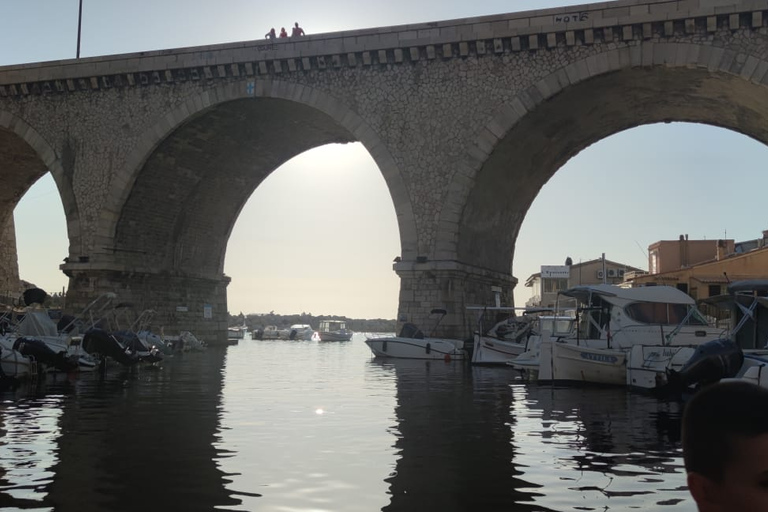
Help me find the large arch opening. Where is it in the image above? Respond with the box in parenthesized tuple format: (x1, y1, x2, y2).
(225, 142, 401, 319)
(108, 95, 405, 338)
(512, 122, 768, 307)
(0, 126, 68, 301)
(456, 65, 768, 306)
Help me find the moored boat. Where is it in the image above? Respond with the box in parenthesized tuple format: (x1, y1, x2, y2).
(512, 284, 726, 387)
(317, 319, 353, 341)
(364, 309, 466, 360)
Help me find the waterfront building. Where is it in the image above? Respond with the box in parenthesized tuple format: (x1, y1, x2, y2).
(524, 258, 645, 308)
(627, 231, 768, 301)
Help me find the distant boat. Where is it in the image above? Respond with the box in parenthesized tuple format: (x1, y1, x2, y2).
(280, 324, 315, 341)
(228, 324, 248, 341)
(317, 319, 353, 341)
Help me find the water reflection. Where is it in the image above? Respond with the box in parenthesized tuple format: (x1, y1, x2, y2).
(0, 338, 698, 512)
(513, 384, 693, 511)
(379, 361, 545, 511)
(0, 349, 238, 512)
(0, 393, 63, 510)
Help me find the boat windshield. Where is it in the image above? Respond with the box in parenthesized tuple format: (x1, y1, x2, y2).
(624, 302, 708, 326)
(538, 316, 575, 336)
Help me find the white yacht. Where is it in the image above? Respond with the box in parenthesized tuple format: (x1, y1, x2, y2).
(513, 284, 725, 386)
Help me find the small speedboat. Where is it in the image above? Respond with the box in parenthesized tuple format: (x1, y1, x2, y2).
(365, 333, 466, 360)
(364, 309, 466, 360)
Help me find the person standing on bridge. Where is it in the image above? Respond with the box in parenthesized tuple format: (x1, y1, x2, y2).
(265, 28, 276, 40)
(291, 22, 305, 37)
(279, 27, 288, 38)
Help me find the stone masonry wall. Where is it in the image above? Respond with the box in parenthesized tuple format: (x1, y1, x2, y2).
(0, 0, 766, 339)
(0, 216, 19, 297)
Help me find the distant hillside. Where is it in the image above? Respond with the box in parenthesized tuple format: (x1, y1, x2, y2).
(229, 312, 396, 333)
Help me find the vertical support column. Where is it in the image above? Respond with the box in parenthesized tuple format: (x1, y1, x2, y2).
(63, 267, 231, 345)
(394, 260, 517, 340)
(0, 216, 20, 298)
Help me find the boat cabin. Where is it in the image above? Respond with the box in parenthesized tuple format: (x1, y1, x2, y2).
(319, 320, 346, 332)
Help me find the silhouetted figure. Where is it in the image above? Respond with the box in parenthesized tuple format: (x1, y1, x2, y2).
(279, 27, 288, 38)
(291, 22, 305, 37)
(265, 28, 276, 40)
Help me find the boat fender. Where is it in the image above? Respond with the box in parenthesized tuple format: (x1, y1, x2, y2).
(382, 340, 387, 352)
(444, 354, 451, 363)
(426, 343, 431, 354)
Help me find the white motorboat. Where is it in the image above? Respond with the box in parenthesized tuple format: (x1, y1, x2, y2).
(632, 280, 768, 393)
(317, 319, 353, 341)
(365, 309, 466, 360)
(255, 325, 282, 340)
(280, 324, 315, 341)
(365, 335, 466, 360)
(227, 323, 248, 341)
(0, 333, 34, 379)
(518, 284, 725, 386)
(468, 307, 534, 365)
(470, 307, 574, 366)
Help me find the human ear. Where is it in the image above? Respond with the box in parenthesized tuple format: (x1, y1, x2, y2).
(687, 472, 722, 510)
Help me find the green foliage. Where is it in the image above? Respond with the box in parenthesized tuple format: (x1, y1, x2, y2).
(227, 311, 396, 333)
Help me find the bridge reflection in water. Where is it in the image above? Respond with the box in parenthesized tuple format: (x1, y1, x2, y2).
(380, 361, 691, 511)
(0, 349, 238, 512)
(0, 340, 694, 511)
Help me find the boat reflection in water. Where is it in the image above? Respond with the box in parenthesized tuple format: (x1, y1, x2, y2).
(513, 384, 691, 510)
(0, 349, 241, 512)
(373, 360, 544, 511)
(375, 358, 693, 511)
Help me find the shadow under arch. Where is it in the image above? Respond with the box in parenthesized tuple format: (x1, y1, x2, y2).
(0, 110, 78, 250)
(102, 80, 417, 278)
(444, 43, 768, 277)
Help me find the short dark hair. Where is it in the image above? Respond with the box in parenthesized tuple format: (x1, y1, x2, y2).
(682, 381, 768, 481)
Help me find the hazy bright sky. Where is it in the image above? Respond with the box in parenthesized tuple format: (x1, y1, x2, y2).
(4, 1, 768, 319)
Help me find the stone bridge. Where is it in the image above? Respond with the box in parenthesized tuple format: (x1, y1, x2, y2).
(1, 0, 767, 343)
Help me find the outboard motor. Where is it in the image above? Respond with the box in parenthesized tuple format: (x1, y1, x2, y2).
(13, 337, 79, 372)
(83, 329, 139, 366)
(113, 331, 163, 363)
(667, 338, 744, 392)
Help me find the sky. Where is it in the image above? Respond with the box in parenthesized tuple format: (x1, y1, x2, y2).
(4, 1, 768, 319)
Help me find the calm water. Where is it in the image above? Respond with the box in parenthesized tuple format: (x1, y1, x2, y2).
(0, 334, 695, 511)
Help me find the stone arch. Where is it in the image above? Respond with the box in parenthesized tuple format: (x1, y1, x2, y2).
(0, 109, 78, 250)
(440, 41, 768, 277)
(99, 79, 416, 277)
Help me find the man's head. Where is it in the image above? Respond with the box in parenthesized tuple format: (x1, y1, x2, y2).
(682, 381, 768, 511)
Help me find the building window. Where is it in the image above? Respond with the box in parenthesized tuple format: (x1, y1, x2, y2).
(542, 278, 569, 293)
(677, 283, 688, 294)
(708, 284, 721, 297)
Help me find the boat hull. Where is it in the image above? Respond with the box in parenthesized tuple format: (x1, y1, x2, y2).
(539, 341, 626, 385)
(319, 331, 353, 342)
(471, 335, 526, 365)
(365, 337, 465, 360)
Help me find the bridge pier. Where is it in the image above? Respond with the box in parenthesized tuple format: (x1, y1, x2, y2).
(394, 261, 517, 340)
(0, 217, 20, 297)
(62, 266, 230, 346)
